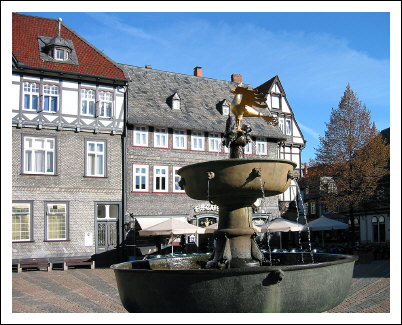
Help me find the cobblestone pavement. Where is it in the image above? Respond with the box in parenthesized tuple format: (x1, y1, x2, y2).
(12, 259, 390, 313)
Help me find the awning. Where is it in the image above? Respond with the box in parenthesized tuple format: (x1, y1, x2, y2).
(135, 217, 188, 230)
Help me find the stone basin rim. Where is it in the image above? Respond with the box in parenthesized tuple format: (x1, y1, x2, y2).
(177, 158, 297, 173)
(111, 253, 358, 275)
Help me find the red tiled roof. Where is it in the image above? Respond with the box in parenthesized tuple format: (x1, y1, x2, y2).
(12, 13, 126, 80)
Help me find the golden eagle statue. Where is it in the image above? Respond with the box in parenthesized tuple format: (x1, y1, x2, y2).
(229, 83, 278, 131)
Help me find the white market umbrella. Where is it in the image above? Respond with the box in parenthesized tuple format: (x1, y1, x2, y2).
(305, 216, 348, 247)
(259, 218, 305, 249)
(139, 218, 206, 256)
(204, 223, 262, 234)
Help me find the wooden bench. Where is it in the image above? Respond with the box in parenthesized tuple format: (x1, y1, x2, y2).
(63, 256, 95, 270)
(17, 258, 51, 273)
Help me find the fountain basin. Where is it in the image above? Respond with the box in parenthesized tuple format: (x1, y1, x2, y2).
(177, 159, 296, 205)
(111, 253, 357, 313)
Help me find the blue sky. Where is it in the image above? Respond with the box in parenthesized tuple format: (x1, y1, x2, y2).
(10, 8, 393, 162)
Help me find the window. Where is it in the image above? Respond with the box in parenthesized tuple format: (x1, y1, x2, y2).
(23, 82, 39, 110)
(173, 167, 185, 193)
(97, 204, 119, 220)
(12, 202, 32, 242)
(303, 203, 308, 216)
(81, 89, 96, 116)
(208, 133, 221, 152)
(173, 130, 187, 149)
(86, 140, 105, 177)
(278, 118, 285, 133)
(133, 165, 149, 192)
(171, 93, 181, 110)
(244, 141, 253, 155)
(43, 84, 59, 112)
(271, 95, 281, 109)
(54, 48, 68, 61)
(99, 91, 113, 118)
(191, 132, 204, 151)
(310, 201, 316, 215)
(372, 216, 386, 242)
(256, 138, 267, 155)
(285, 119, 291, 135)
(154, 128, 168, 148)
(46, 203, 68, 240)
(153, 166, 168, 192)
(23, 136, 55, 174)
(133, 126, 148, 146)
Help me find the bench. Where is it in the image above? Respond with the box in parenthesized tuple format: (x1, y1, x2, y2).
(63, 256, 95, 270)
(17, 258, 51, 273)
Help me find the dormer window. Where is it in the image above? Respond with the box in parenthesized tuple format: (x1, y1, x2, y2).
(217, 99, 230, 116)
(167, 92, 181, 110)
(172, 93, 181, 110)
(54, 47, 69, 61)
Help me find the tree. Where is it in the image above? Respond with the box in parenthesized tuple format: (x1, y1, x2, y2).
(312, 84, 390, 244)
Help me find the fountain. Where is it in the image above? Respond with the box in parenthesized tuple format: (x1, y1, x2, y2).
(111, 84, 357, 313)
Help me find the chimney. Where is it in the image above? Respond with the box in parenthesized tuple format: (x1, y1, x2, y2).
(194, 66, 202, 77)
(231, 73, 242, 83)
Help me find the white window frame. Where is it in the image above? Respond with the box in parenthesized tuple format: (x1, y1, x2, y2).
(222, 104, 229, 116)
(271, 94, 281, 109)
(173, 166, 185, 193)
(285, 118, 291, 135)
(99, 90, 113, 118)
(154, 128, 168, 148)
(133, 164, 149, 192)
(54, 47, 69, 61)
(23, 82, 39, 111)
(256, 138, 267, 155)
(46, 203, 68, 241)
(191, 132, 204, 151)
(12, 202, 32, 242)
(81, 88, 96, 116)
(208, 133, 221, 152)
(244, 141, 253, 155)
(43, 84, 59, 113)
(23, 136, 55, 175)
(86, 140, 106, 177)
(172, 98, 181, 110)
(133, 126, 148, 147)
(173, 130, 187, 150)
(153, 166, 169, 193)
(278, 118, 285, 133)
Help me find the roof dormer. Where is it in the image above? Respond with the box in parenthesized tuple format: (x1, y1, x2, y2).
(37, 18, 78, 65)
(167, 92, 181, 110)
(217, 99, 230, 116)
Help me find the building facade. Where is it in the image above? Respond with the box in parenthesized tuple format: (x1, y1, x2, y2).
(120, 64, 305, 253)
(12, 13, 127, 264)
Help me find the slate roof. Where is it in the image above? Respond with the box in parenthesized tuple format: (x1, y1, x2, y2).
(12, 13, 126, 81)
(120, 64, 286, 140)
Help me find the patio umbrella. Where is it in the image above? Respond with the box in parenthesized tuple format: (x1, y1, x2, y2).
(259, 218, 305, 249)
(204, 223, 262, 234)
(139, 218, 206, 256)
(305, 216, 348, 247)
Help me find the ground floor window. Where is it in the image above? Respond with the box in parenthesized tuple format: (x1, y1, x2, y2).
(12, 202, 32, 241)
(46, 202, 68, 240)
(372, 216, 386, 242)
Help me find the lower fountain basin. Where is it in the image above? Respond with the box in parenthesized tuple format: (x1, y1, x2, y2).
(111, 253, 357, 313)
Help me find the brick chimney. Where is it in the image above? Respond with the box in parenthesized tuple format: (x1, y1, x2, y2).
(231, 73, 242, 83)
(194, 66, 202, 77)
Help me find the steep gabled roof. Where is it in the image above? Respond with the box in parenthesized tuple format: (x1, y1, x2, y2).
(12, 13, 126, 81)
(255, 75, 286, 96)
(120, 63, 286, 140)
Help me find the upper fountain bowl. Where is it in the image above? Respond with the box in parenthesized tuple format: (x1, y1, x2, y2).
(177, 159, 296, 206)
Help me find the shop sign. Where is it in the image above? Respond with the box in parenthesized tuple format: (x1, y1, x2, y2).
(194, 204, 219, 213)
